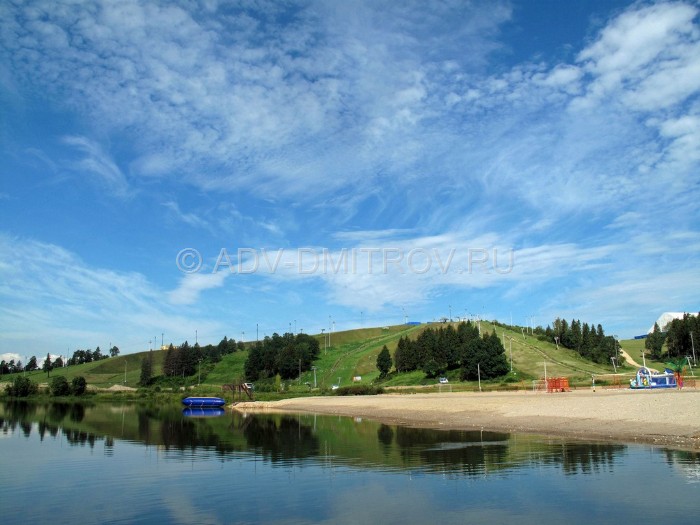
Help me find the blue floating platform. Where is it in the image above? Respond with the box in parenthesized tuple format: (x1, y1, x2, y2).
(181, 396, 226, 408)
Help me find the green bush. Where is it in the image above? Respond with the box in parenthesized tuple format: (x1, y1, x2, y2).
(4, 376, 38, 397)
(71, 376, 87, 396)
(334, 385, 385, 396)
(50, 376, 71, 396)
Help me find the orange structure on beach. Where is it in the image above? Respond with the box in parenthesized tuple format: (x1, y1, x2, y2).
(545, 377, 571, 392)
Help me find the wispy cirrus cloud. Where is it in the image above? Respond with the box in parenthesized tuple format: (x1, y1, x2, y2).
(0, 234, 223, 355)
(0, 0, 699, 344)
(62, 135, 131, 198)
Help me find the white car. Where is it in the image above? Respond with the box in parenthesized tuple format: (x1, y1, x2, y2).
(439, 377, 449, 384)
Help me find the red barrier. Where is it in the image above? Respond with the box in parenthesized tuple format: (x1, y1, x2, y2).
(545, 377, 571, 393)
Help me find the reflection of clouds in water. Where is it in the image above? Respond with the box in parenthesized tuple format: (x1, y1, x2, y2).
(161, 488, 221, 525)
(324, 482, 522, 525)
(328, 483, 433, 525)
(675, 463, 700, 484)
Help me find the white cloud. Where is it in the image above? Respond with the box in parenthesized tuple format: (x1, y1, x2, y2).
(62, 135, 131, 197)
(162, 200, 209, 229)
(167, 271, 228, 305)
(0, 353, 21, 364)
(0, 234, 224, 355)
(0, 0, 513, 213)
(574, 1, 700, 111)
(0, 1, 699, 341)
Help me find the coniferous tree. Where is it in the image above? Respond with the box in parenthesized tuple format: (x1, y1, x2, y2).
(376, 345, 392, 378)
(139, 353, 153, 386)
(43, 353, 53, 378)
(26, 356, 38, 371)
(645, 322, 666, 360)
(163, 344, 177, 377)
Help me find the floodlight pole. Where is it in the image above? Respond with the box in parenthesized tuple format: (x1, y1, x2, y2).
(610, 356, 617, 373)
(477, 363, 482, 392)
(691, 332, 696, 365)
(509, 337, 513, 373)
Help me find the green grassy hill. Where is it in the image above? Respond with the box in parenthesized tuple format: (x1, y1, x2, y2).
(200, 322, 623, 391)
(2, 351, 165, 389)
(4, 322, 638, 392)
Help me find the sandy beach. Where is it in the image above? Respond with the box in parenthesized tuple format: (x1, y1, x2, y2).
(234, 388, 700, 451)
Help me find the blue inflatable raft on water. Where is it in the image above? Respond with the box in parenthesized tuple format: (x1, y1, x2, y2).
(181, 396, 226, 407)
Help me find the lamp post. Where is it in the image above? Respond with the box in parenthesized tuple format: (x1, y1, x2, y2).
(691, 332, 696, 365)
(312, 366, 317, 388)
(509, 337, 513, 373)
(686, 356, 695, 377)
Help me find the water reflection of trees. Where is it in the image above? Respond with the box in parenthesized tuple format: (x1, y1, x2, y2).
(1, 401, 104, 449)
(664, 449, 700, 484)
(243, 415, 320, 462)
(395, 427, 510, 475)
(1, 402, 635, 476)
(533, 442, 625, 475)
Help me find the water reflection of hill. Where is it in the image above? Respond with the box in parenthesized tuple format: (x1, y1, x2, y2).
(4, 401, 695, 477)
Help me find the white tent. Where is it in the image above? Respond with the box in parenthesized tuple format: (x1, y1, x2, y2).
(648, 312, 694, 333)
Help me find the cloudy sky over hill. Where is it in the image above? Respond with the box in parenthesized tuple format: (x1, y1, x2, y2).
(1, 0, 699, 358)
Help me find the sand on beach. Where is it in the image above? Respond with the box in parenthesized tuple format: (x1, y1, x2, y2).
(234, 388, 700, 450)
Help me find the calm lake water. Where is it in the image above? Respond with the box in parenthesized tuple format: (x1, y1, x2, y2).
(1, 400, 698, 525)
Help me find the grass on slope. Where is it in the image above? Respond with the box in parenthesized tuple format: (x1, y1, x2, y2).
(4, 323, 635, 393)
(5, 351, 165, 388)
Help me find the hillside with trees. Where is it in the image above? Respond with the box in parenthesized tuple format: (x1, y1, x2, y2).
(393, 322, 508, 380)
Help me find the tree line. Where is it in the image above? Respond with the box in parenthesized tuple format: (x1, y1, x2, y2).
(244, 333, 320, 381)
(160, 336, 243, 381)
(4, 374, 87, 397)
(542, 318, 617, 364)
(1, 345, 120, 376)
(66, 346, 120, 365)
(662, 313, 699, 360)
(393, 322, 509, 380)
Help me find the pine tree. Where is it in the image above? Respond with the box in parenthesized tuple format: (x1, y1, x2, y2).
(43, 353, 53, 378)
(645, 322, 666, 360)
(139, 353, 153, 386)
(376, 345, 392, 379)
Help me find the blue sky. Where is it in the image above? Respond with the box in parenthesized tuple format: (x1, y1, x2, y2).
(1, 0, 699, 359)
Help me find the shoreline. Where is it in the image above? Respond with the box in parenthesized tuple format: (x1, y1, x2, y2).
(233, 388, 700, 451)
